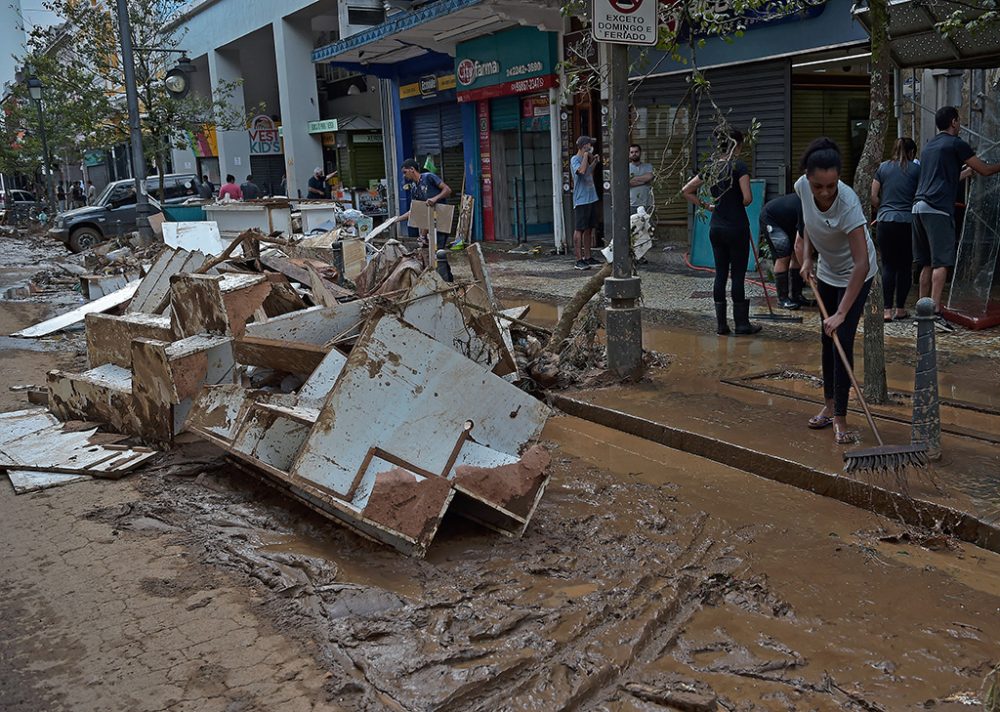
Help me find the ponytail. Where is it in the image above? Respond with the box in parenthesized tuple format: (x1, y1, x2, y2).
(892, 137, 918, 173)
(799, 137, 842, 175)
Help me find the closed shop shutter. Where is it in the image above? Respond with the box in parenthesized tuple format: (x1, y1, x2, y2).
(695, 60, 791, 200)
(410, 105, 442, 158)
(351, 142, 385, 187)
(441, 105, 463, 148)
(490, 96, 521, 132)
(337, 145, 354, 186)
(249, 155, 285, 197)
(631, 74, 692, 224)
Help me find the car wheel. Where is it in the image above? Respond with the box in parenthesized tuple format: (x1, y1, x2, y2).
(68, 227, 102, 253)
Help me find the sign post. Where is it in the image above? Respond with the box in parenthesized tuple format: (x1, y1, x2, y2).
(592, 0, 656, 379)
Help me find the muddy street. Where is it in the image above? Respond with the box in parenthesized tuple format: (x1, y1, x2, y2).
(1, 229, 999, 711)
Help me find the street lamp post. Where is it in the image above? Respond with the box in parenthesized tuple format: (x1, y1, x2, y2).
(25, 76, 56, 217)
(115, 0, 153, 243)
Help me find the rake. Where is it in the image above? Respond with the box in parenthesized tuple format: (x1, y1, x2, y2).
(808, 275, 928, 474)
(749, 234, 803, 323)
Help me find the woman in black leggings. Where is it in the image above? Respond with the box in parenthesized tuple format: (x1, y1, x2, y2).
(794, 138, 880, 445)
(871, 137, 920, 321)
(682, 129, 760, 336)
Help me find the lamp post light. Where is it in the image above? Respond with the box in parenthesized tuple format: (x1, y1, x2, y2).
(24, 74, 56, 217)
(115, 0, 153, 243)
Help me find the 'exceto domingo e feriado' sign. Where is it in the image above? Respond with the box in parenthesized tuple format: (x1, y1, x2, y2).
(591, 0, 658, 45)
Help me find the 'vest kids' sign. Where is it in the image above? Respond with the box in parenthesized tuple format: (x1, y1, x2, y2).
(592, 0, 658, 45)
(248, 115, 282, 155)
(454, 26, 558, 103)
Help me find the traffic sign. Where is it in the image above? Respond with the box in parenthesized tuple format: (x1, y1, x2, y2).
(592, 0, 658, 45)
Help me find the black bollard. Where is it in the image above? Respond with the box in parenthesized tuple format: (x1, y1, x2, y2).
(912, 297, 941, 460)
(436, 249, 453, 283)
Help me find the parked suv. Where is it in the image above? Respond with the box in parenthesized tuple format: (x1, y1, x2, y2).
(1, 189, 42, 224)
(49, 173, 199, 252)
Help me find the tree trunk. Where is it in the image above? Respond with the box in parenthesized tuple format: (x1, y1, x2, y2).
(853, 0, 890, 405)
(544, 263, 612, 354)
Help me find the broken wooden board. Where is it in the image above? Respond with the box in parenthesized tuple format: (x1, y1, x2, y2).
(47, 365, 138, 435)
(341, 239, 366, 281)
(7, 470, 91, 494)
(11, 281, 141, 337)
(85, 311, 174, 368)
(0, 408, 157, 478)
(244, 300, 371, 346)
(234, 336, 329, 374)
(169, 274, 229, 337)
(128, 247, 208, 314)
(259, 255, 354, 299)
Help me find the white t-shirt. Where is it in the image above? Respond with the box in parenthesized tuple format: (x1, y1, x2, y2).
(794, 175, 878, 288)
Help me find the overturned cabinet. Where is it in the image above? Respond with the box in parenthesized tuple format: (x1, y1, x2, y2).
(187, 312, 551, 557)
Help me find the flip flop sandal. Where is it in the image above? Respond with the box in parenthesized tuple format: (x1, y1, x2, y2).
(808, 414, 833, 429)
(834, 428, 857, 445)
(883, 314, 894, 323)
(894, 312, 910, 321)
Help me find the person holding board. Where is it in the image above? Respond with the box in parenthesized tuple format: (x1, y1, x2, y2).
(794, 138, 879, 445)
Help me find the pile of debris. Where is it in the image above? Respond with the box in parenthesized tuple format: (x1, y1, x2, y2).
(2, 231, 554, 557)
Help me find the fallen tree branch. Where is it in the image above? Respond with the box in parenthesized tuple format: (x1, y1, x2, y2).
(544, 263, 611, 354)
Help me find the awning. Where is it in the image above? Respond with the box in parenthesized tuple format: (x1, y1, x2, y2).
(312, 0, 563, 68)
(853, 0, 1000, 68)
(336, 115, 383, 131)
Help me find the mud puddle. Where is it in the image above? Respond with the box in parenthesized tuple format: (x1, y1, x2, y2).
(85, 416, 1000, 710)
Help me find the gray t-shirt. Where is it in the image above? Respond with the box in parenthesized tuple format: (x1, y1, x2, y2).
(874, 159, 920, 223)
(794, 175, 878, 288)
(913, 132, 975, 216)
(629, 161, 653, 208)
(571, 153, 599, 207)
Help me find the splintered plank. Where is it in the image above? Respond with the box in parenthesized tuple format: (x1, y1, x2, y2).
(128, 248, 208, 314)
(234, 336, 329, 374)
(12, 281, 141, 337)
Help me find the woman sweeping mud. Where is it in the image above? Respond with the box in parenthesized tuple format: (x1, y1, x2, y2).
(794, 138, 879, 445)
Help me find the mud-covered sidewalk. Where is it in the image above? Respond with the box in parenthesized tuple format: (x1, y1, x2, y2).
(2, 229, 1000, 710)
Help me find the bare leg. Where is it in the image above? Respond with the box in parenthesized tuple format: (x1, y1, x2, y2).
(583, 229, 593, 259)
(774, 256, 791, 272)
(931, 266, 948, 311)
(573, 230, 583, 261)
(919, 266, 932, 300)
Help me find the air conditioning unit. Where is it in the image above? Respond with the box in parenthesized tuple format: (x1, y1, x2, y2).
(339, 0, 388, 39)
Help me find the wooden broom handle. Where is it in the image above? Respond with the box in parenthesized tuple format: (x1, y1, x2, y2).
(806, 274, 883, 445)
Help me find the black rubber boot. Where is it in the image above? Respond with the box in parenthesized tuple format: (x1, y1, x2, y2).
(775, 271, 799, 310)
(733, 300, 762, 335)
(714, 301, 731, 335)
(790, 270, 815, 307)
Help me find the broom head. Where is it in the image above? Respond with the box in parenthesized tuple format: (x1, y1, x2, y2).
(843, 443, 929, 474)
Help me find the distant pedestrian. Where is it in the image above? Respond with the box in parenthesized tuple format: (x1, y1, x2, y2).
(197, 177, 212, 200)
(202, 174, 214, 194)
(682, 127, 759, 336)
(56, 182, 66, 211)
(912, 106, 1000, 315)
(86, 179, 96, 205)
(794, 138, 879, 446)
(307, 167, 335, 199)
(628, 144, 654, 216)
(871, 137, 920, 322)
(397, 158, 451, 248)
(279, 174, 287, 196)
(241, 174, 261, 200)
(218, 174, 242, 201)
(570, 135, 600, 270)
(70, 181, 84, 208)
(761, 193, 806, 310)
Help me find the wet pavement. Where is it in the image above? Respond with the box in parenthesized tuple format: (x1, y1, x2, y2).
(2, 228, 1000, 709)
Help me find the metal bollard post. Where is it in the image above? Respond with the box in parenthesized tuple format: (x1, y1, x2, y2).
(435, 249, 453, 283)
(912, 297, 942, 460)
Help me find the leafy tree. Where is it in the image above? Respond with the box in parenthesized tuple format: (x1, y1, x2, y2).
(18, 0, 256, 199)
(854, 0, 891, 404)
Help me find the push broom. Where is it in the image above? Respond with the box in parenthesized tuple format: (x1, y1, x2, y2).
(749, 234, 803, 323)
(808, 275, 928, 474)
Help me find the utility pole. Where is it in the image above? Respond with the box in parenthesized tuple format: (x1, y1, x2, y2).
(592, 0, 657, 379)
(115, 0, 153, 244)
(24, 73, 56, 216)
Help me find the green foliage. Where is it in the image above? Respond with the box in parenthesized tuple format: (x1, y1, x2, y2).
(932, 0, 999, 38)
(2, 0, 259, 192)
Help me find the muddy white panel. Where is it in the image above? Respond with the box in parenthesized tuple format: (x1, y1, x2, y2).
(291, 314, 549, 499)
(232, 408, 311, 473)
(244, 301, 370, 345)
(162, 221, 226, 255)
(7, 470, 91, 494)
(184, 385, 254, 446)
(297, 349, 347, 402)
(0, 422, 157, 475)
(12, 281, 141, 337)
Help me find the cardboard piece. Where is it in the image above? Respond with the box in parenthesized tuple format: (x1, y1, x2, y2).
(408, 201, 455, 234)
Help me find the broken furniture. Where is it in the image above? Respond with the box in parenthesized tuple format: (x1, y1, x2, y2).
(186, 312, 550, 557)
(204, 202, 292, 236)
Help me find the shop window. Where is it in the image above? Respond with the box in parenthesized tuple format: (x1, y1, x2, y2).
(347, 6, 385, 25)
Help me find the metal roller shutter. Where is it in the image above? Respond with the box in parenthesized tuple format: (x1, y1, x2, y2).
(351, 143, 385, 187)
(490, 96, 521, 131)
(249, 155, 285, 197)
(695, 60, 791, 200)
(631, 73, 692, 223)
(411, 105, 442, 157)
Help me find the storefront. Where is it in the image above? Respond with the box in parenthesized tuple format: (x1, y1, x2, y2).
(455, 26, 559, 242)
(248, 115, 284, 196)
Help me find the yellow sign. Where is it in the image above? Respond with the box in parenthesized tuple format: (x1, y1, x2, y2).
(399, 74, 457, 99)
